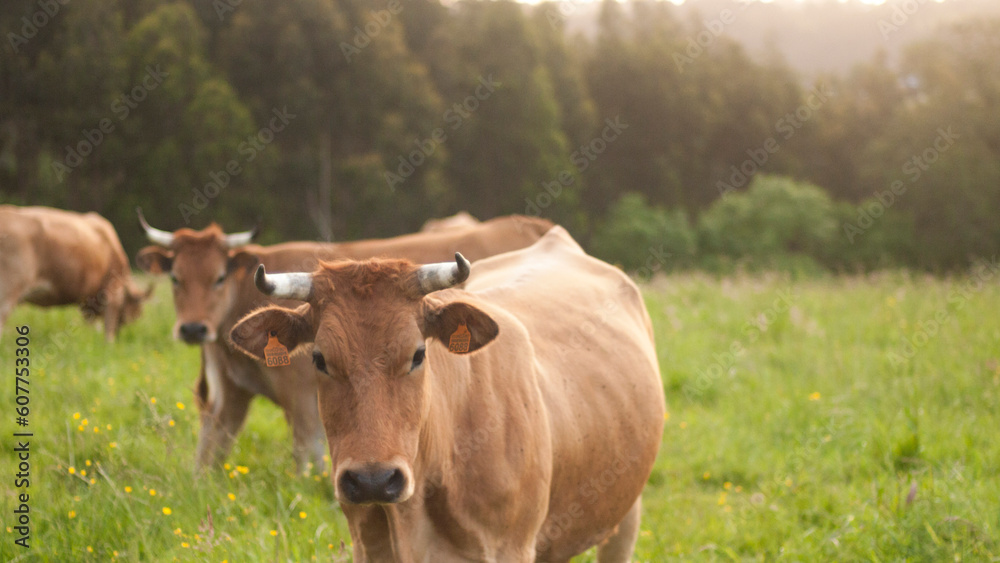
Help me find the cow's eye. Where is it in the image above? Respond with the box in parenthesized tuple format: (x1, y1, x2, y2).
(411, 346, 426, 371)
(214, 274, 227, 287)
(169, 273, 180, 286)
(312, 350, 328, 374)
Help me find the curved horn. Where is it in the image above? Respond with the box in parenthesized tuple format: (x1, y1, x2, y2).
(416, 252, 471, 295)
(137, 207, 174, 247)
(224, 225, 258, 248)
(254, 265, 313, 301)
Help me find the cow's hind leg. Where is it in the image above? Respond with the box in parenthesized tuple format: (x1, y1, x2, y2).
(596, 496, 641, 563)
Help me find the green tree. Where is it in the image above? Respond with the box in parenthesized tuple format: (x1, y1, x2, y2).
(861, 18, 1000, 270)
(590, 192, 696, 275)
(429, 0, 579, 229)
(216, 0, 444, 241)
(698, 175, 836, 269)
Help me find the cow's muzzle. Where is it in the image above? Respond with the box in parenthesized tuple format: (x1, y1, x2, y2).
(337, 463, 409, 505)
(178, 322, 210, 344)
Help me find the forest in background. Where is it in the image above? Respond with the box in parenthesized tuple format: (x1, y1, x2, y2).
(2, 0, 999, 272)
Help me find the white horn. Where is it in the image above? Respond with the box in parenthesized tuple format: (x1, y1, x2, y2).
(137, 207, 174, 247)
(224, 226, 258, 248)
(417, 252, 471, 295)
(254, 265, 313, 301)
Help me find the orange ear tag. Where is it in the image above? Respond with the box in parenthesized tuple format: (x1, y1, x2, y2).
(449, 323, 471, 353)
(264, 332, 291, 367)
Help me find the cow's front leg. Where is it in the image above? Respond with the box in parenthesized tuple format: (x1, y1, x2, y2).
(283, 371, 326, 474)
(194, 348, 254, 470)
(100, 285, 125, 342)
(0, 296, 14, 340)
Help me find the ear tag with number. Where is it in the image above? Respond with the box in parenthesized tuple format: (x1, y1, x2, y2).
(264, 332, 291, 367)
(449, 323, 471, 353)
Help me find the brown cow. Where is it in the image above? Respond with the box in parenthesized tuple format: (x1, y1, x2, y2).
(0, 206, 152, 341)
(229, 227, 665, 562)
(419, 211, 479, 233)
(134, 211, 552, 471)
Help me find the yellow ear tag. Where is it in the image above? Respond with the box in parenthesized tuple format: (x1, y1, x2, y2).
(449, 323, 471, 353)
(264, 332, 291, 367)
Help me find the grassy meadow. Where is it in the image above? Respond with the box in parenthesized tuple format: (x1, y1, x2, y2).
(2, 268, 999, 562)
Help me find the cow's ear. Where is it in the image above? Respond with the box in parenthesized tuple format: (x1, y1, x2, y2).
(228, 250, 260, 277)
(136, 247, 173, 274)
(420, 300, 499, 354)
(229, 303, 315, 361)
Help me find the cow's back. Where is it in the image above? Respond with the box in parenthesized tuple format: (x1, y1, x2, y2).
(332, 215, 553, 264)
(0, 206, 115, 306)
(464, 227, 665, 560)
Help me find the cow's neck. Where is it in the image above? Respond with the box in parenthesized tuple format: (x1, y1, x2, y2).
(366, 358, 489, 560)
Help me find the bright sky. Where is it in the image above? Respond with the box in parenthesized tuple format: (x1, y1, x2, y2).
(514, 0, 953, 10)
(661, 0, 918, 4)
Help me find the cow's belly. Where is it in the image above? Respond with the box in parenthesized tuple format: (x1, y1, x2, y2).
(19, 281, 68, 306)
(534, 347, 665, 561)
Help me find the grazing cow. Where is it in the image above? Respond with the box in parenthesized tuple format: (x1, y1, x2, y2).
(135, 210, 553, 471)
(0, 206, 152, 341)
(229, 227, 665, 562)
(420, 211, 479, 233)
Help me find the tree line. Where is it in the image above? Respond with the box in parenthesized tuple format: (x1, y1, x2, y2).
(2, 0, 998, 272)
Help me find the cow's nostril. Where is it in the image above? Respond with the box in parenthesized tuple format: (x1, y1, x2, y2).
(339, 470, 363, 502)
(179, 322, 208, 344)
(383, 468, 405, 500)
(338, 466, 407, 504)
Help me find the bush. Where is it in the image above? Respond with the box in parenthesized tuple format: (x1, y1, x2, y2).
(590, 192, 696, 277)
(823, 200, 916, 271)
(698, 175, 837, 270)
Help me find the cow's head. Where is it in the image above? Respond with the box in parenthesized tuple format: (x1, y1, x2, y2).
(135, 209, 259, 344)
(229, 254, 499, 505)
(120, 280, 156, 326)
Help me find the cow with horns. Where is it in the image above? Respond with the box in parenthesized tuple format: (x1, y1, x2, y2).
(229, 227, 666, 562)
(135, 209, 553, 471)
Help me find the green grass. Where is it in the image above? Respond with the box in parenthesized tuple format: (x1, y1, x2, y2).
(2, 271, 999, 561)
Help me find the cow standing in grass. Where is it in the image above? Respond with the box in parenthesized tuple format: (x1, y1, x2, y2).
(230, 227, 665, 562)
(135, 210, 553, 471)
(0, 206, 152, 342)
